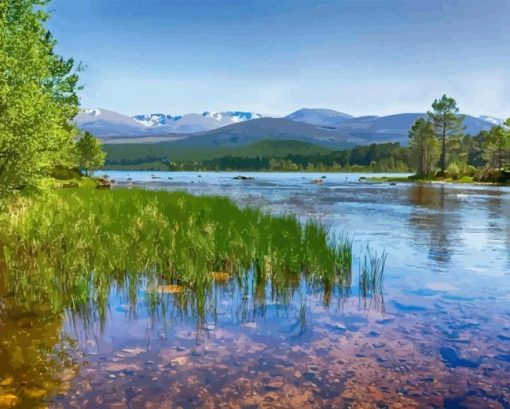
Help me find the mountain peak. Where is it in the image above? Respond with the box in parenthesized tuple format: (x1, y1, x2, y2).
(202, 111, 263, 123)
(286, 108, 354, 126)
(478, 115, 505, 126)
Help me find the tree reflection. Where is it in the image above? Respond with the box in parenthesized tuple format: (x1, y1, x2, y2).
(406, 184, 462, 269)
(482, 190, 510, 270)
(0, 271, 78, 409)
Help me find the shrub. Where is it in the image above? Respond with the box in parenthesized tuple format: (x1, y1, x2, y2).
(446, 162, 460, 180)
(474, 167, 501, 183)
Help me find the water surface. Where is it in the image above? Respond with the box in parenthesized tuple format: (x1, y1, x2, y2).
(3, 171, 510, 408)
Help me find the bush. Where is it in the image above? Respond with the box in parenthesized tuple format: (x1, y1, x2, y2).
(50, 166, 83, 180)
(446, 162, 460, 180)
(464, 165, 476, 177)
(472, 167, 510, 183)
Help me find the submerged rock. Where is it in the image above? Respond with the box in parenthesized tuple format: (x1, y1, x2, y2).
(0, 378, 14, 387)
(157, 284, 185, 294)
(211, 271, 230, 282)
(266, 379, 284, 390)
(103, 362, 142, 372)
(171, 356, 189, 366)
(440, 346, 481, 368)
(0, 394, 19, 408)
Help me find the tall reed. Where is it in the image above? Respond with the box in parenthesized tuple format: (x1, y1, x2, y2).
(1, 189, 356, 321)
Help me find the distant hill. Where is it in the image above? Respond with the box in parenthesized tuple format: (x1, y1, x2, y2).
(81, 107, 497, 148)
(104, 139, 332, 169)
(175, 117, 355, 149)
(285, 108, 353, 126)
(75, 108, 147, 137)
(336, 113, 494, 145)
(166, 113, 494, 148)
(478, 115, 505, 126)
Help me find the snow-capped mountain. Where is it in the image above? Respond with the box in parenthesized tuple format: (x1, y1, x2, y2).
(203, 111, 263, 123)
(132, 114, 182, 127)
(76, 107, 501, 145)
(76, 108, 148, 137)
(478, 115, 505, 126)
(76, 108, 265, 137)
(132, 111, 263, 133)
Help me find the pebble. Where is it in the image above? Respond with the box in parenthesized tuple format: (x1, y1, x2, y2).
(0, 394, 19, 408)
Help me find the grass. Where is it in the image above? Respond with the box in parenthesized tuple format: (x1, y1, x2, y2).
(358, 246, 387, 311)
(365, 175, 413, 183)
(0, 188, 355, 322)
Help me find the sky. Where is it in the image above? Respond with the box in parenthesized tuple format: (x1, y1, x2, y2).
(47, 0, 510, 118)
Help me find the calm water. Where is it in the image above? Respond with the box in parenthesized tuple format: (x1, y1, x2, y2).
(3, 172, 510, 408)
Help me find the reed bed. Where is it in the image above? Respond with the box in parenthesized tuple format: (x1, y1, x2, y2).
(1, 188, 356, 318)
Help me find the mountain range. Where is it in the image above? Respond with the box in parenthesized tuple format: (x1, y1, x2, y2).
(75, 107, 503, 148)
(76, 109, 263, 136)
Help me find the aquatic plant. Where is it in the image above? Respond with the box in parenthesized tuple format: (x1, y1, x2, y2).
(358, 246, 387, 311)
(0, 189, 356, 322)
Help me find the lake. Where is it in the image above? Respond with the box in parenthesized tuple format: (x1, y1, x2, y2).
(2, 171, 510, 408)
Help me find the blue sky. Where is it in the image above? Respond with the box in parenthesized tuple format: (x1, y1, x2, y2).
(47, 0, 510, 118)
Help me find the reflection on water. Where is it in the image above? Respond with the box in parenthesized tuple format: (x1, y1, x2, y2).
(0, 277, 79, 409)
(407, 185, 460, 267)
(2, 172, 510, 408)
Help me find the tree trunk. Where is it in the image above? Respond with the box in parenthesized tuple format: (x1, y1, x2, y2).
(440, 114, 446, 175)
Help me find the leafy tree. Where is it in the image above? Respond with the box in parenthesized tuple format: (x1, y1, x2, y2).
(76, 132, 106, 176)
(408, 118, 439, 176)
(428, 95, 465, 176)
(483, 124, 510, 170)
(0, 0, 81, 195)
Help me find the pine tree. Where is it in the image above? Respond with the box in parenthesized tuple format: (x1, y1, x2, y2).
(483, 124, 510, 170)
(408, 118, 439, 176)
(427, 95, 465, 176)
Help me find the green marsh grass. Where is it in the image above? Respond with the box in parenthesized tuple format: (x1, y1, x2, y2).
(1, 188, 358, 322)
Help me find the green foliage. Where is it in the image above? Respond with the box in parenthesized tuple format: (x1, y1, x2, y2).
(1, 189, 355, 320)
(428, 95, 465, 175)
(0, 0, 81, 196)
(104, 140, 409, 172)
(446, 161, 460, 180)
(483, 125, 510, 170)
(408, 118, 439, 176)
(50, 165, 82, 180)
(104, 140, 332, 168)
(76, 131, 106, 176)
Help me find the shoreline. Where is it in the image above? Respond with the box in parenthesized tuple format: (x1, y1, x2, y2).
(365, 175, 510, 187)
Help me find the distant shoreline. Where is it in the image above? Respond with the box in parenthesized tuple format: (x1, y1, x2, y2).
(366, 175, 510, 187)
